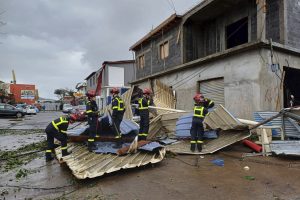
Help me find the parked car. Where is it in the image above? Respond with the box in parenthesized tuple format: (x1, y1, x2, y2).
(62, 104, 73, 113)
(16, 104, 27, 113)
(0, 103, 26, 118)
(25, 105, 37, 115)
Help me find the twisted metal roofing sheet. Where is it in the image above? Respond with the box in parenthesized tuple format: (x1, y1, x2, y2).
(55, 143, 166, 179)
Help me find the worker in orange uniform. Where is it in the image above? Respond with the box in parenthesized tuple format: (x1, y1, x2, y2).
(110, 87, 125, 139)
(138, 88, 153, 141)
(45, 114, 77, 161)
(86, 90, 99, 151)
(190, 93, 209, 152)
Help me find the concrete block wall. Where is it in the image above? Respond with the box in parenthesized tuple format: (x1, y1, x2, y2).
(286, 0, 300, 49)
(135, 25, 182, 80)
(266, 0, 281, 42)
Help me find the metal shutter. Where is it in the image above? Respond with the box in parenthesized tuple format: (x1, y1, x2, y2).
(199, 78, 224, 106)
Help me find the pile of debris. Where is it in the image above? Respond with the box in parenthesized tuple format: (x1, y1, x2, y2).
(55, 81, 300, 179)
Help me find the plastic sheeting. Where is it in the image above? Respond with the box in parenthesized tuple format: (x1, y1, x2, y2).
(270, 141, 300, 155)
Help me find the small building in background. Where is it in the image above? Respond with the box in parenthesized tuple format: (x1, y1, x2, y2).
(84, 60, 135, 110)
(10, 83, 36, 104)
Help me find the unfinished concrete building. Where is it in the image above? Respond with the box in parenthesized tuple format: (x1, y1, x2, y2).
(130, 0, 300, 119)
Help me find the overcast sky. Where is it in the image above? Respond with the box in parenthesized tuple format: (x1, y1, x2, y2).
(0, 0, 200, 99)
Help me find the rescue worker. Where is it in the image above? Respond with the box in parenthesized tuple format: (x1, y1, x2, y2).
(86, 90, 99, 151)
(45, 114, 77, 161)
(111, 87, 125, 138)
(138, 88, 153, 141)
(190, 93, 209, 152)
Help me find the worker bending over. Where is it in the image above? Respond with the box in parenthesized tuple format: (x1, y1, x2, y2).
(45, 114, 77, 161)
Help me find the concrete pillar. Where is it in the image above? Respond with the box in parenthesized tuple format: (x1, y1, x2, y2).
(279, 0, 287, 44)
(257, 0, 266, 41)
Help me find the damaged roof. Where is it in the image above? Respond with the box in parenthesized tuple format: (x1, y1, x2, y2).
(55, 143, 166, 179)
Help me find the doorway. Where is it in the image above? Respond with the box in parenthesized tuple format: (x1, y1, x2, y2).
(283, 66, 300, 107)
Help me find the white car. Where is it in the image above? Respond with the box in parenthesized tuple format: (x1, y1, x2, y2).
(26, 105, 37, 115)
(62, 104, 73, 113)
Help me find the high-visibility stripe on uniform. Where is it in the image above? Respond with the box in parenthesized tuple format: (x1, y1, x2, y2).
(138, 98, 150, 110)
(46, 150, 52, 153)
(88, 138, 95, 142)
(86, 110, 93, 113)
(112, 97, 125, 111)
(138, 133, 148, 136)
(61, 146, 68, 150)
(194, 106, 204, 118)
(52, 117, 68, 132)
(190, 140, 196, 144)
(197, 140, 203, 144)
(115, 135, 121, 139)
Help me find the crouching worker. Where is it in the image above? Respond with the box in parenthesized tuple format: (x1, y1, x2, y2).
(190, 93, 208, 152)
(45, 114, 77, 161)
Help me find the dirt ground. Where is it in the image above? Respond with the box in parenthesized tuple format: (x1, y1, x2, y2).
(1, 113, 300, 200)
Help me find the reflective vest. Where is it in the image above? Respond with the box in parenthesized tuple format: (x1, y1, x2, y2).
(112, 97, 125, 111)
(52, 116, 69, 133)
(138, 98, 150, 110)
(193, 106, 205, 118)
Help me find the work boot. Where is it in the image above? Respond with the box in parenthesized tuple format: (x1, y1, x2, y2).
(190, 143, 196, 152)
(45, 153, 54, 162)
(62, 149, 71, 157)
(138, 136, 146, 141)
(197, 143, 202, 152)
(88, 142, 97, 152)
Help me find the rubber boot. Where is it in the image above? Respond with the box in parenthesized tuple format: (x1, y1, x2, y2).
(62, 149, 71, 157)
(197, 143, 202, 152)
(190, 143, 196, 152)
(138, 136, 146, 141)
(45, 152, 54, 162)
(88, 142, 97, 152)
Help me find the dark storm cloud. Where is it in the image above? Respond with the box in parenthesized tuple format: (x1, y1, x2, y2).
(0, 0, 200, 99)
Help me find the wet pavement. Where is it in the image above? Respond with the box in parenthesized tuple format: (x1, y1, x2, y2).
(0, 112, 300, 199)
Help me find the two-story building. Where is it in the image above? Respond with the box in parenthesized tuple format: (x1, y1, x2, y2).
(130, 0, 300, 119)
(85, 60, 135, 109)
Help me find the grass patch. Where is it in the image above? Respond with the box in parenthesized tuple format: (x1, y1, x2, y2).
(0, 140, 47, 172)
(0, 129, 44, 136)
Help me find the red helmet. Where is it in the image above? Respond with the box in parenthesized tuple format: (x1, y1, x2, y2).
(110, 87, 119, 94)
(69, 114, 77, 123)
(86, 90, 96, 98)
(193, 93, 204, 102)
(143, 88, 152, 95)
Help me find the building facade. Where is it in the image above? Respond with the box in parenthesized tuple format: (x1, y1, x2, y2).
(130, 0, 300, 119)
(10, 83, 36, 104)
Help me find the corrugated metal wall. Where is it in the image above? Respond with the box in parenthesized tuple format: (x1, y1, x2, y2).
(253, 111, 300, 138)
(199, 78, 225, 106)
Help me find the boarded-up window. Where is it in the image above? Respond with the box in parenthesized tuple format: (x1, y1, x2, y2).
(138, 54, 145, 69)
(199, 78, 225, 106)
(160, 41, 169, 59)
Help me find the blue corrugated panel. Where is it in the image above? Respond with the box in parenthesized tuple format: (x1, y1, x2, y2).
(175, 113, 218, 139)
(94, 142, 131, 154)
(139, 142, 163, 151)
(120, 120, 139, 135)
(253, 111, 300, 138)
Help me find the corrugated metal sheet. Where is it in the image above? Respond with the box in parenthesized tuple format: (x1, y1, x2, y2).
(55, 143, 166, 179)
(199, 78, 224, 106)
(204, 105, 248, 130)
(254, 111, 300, 138)
(175, 112, 218, 138)
(270, 141, 300, 155)
(166, 130, 251, 155)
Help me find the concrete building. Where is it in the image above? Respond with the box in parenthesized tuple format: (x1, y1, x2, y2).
(130, 0, 300, 119)
(85, 60, 135, 109)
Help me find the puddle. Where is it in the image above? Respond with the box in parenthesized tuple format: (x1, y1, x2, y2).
(0, 133, 46, 151)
